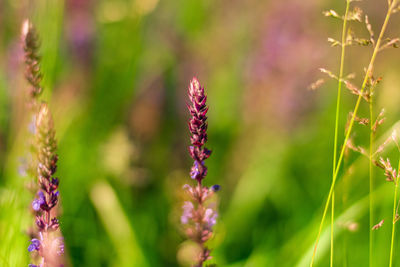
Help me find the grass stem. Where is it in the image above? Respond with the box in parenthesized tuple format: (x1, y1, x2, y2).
(389, 179, 398, 267)
(331, 1, 351, 265)
(310, 3, 396, 266)
(389, 158, 400, 266)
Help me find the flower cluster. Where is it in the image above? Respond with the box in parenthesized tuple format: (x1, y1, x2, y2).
(28, 104, 64, 267)
(20, 19, 42, 180)
(181, 184, 219, 240)
(27, 232, 64, 267)
(33, 104, 60, 231)
(378, 157, 397, 183)
(182, 78, 219, 267)
(22, 19, 43, 100)
(188, 78, 211, 182)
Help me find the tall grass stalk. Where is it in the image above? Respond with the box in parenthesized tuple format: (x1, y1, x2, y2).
(310, 2, 398, 266)
(369, 90, 374, 267)
(331, 1, 351, 266)
(297, 121, 400, 266)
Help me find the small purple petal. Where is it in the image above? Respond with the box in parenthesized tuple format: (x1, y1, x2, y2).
(204, 208, 218, 227)
(32, 191, 46, 211)
(57, 238, 65, 255)
(51, 178, 59, 186)
(28, 238, 40, 252)
(211, 184, 221, 192)
(181, 201, 194, 224)
(27, 244, 36, 252)
(31, 239, 40, 247)
(190, 161, 200, 179)
(210, 213, 218, 226)
(38, 191, 45, 203)
(32, 199, 41, 211)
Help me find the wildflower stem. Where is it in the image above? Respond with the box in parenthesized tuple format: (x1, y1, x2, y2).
(310, 2, 396, 266)
(331, 1, 351, 266)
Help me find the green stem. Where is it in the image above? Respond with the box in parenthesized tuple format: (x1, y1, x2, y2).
(389, 159, 400, 266)
(331, 1, 351, 265)
(369, 95, 374, 267)
(330, 192, 335, 267)
(343, 232, 348, 267)
(310, 3, 395, 266)
(389, 179, 398, 267)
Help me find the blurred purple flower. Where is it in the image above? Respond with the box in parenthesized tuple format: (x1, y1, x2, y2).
(65, 0, 95, 66)
(244, 0, 324, 129)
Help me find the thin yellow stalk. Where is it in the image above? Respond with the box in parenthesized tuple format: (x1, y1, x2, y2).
(331, 2, 351, 266)
(310, 2, 396, 266)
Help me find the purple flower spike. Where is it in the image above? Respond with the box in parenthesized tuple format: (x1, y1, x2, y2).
(182, 78, 219, 266)
(23, 21, 65, 267)
(28, 238, 40, 252)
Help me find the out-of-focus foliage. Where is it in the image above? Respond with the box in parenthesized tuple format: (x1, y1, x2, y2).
(1, 0, 400, 266)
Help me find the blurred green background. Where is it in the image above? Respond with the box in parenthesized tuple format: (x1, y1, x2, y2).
(1, 0, 400, 266)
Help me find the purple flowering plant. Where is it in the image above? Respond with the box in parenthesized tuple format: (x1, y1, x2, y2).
(22, 20, 65, 267)
(181, 77, 220, 267)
